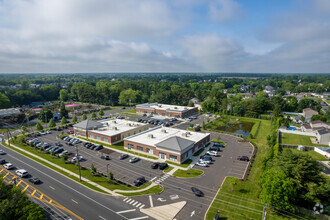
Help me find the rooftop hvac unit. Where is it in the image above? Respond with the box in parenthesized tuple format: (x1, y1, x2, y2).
(174, 107, 177, 109)
(186, 131, 191, 135)
(127, 123, 132, 126)
(161, 129, 166, 133)
(182, 133, 187, 137)
(148, 134, 154, 138)
(184, 107, 187, 109)
(112, 120, 117, 124)
(112, 127, 118, 130)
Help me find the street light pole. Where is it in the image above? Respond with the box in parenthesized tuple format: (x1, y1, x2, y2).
(75, 145, 81, 182)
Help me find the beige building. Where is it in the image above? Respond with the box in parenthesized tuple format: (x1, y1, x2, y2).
(302, 108, 318, 122)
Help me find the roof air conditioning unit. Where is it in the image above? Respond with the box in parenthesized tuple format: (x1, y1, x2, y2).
(161, 129, 166, 133)
(112, 120, 117, 124)
(174, 107, 177, 109)
(182, 133, 187, 137)
(148, 134, 154, 138)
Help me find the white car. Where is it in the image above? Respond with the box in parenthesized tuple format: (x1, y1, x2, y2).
(72, 156, 83, 163)
(196, 161, 208, 167)
(199, 158, 211, 164)
(46, 130, 52, 134)
(16, 169, 28, 178)
(0, 149, 6, 155)
(206, 151, 219, 157)
(3, 163, 14, 170)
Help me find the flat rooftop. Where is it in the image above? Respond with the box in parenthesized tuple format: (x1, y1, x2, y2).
(89, 118, 146, 136)
(136, 103, 196, 113)
(125, 126, 209, 148)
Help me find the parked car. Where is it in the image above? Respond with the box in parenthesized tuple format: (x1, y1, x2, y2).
(59, 151, 71, 157)
(39, 131, 47, 135)
(159, 163, 168, 170)
(3, 163, 14, 170)
(119, 154, 129, 160)
(16, 169, 29, 178)
(237, 156, 249, 161)
(72, 156, 83, 163)
(138, 119, 142, 122)
(196, 160, 208, 167)
(94, 145, 103, 151)
(66, 130, 74, 134)
(55, 142, 63, 147)
(151, 163, 159, 169)
(0, 158, 6, 165)
(129, 157, 140, 163)
(206, 151, 219, 157)
(0, 149, 6, 155)
(29, 177, 41, 184)
(191, 187, 204, 197)
(100, 155, 110, 160)
(134, 176, 146, 186)
(56, 127, 62, 131)
(66, 142, 73, 146)
(46, 130, 51, 134)
(90, 145, 97, 150)
(209, 146, 221, 152)
(54, 148, 64, 154)
(200, 155, 212, 164)
(213, 142, 225, 147)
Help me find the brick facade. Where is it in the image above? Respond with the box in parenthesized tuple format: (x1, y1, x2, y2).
(136, 106, 198, 119)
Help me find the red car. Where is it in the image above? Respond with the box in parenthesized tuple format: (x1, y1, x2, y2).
(237, 156, 249, 161)
(66, 130, 74, 134)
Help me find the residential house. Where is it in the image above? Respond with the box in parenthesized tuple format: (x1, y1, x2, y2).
(302, 108, 318, 122)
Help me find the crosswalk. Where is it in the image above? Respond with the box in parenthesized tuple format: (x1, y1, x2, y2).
(123, 197, 145, 209)
(153, 174, 170, 184)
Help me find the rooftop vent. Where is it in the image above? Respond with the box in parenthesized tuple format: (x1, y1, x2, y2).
(112, 127, 118, 130)
(148, 134, 154, 138)
(181, 133, 188, 137)
(174, 107, 178, 109)
(127, 123, 132, 126)
(161, 129, 167, 133)
(112, 120, 117, 124)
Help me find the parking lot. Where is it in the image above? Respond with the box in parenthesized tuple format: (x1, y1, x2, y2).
(22, 113, 253, 220)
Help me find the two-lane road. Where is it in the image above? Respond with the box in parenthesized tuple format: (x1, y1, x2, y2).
(0, 144, 151, 220)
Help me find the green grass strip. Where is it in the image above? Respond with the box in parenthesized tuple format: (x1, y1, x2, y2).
(173, 168, 203, 178)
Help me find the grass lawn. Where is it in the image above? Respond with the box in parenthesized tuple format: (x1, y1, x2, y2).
(280, 133, 329, 147)
(120, 108, 137, 115)
(6, 138, 159, 195)
(287, 148, 329, 161)
(173, 168, 203, 178)
(193, 148, 204, 156)
(166, 159, 192, 168)
(163, 166, 174, 173)
(118, 185, 163, 196)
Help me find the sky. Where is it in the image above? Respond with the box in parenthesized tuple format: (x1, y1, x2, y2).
(0, 0, 330, 74)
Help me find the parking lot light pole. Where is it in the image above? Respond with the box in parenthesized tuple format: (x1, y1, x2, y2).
(106, 164, 110, 176)
(75, 145, 81, 182)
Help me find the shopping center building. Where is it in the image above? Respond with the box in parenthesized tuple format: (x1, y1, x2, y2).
(136, 103, 198, 119)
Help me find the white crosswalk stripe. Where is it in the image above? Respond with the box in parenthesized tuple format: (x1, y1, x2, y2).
(123, 198, 146, 209)
(153, 174, 170, 184)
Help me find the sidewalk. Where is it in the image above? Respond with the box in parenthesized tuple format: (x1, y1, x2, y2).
(3, 140, 158, 196)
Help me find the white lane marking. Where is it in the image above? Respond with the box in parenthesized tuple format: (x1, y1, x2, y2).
(136, 203, 142, 208)
(132, 201, 138, 206)
(71, 199, 78, 204)
(150, 177, 157, 181)
(126, 198, 132, 203)
(190, 210, 195, 217)
(49, 186, 55, 190)
(170, 194, 179, 200)
(129, 200, 135, 205)
(149, 195, 153, 207)
(99, 216, 106, 220)
(123, 197, 128, 202)
(116, 209, 136, 214)
(157, 198, 166, 202)
(128, 216, 149, 220)
(4, 152, 131, 220)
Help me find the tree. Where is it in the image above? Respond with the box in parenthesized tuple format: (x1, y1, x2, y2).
(38, 108, 52, 123)
(0, 178, 45, 220)
(91, 112, 97, 119)
(59, 103, 68, 118)
(108, 172, 114, 182)
(61, 152, 68, 162)
(259, 169, 296, 212)
(0, 92, 10, 109)
(118, 88, 142, 106)
(50, 149, 56, 157)
(311, 114, 327, 122)
(20, 126, 28, 136)
(61, 117, 67, 125)
(82, 114, 87, 120)
(98, 110, 104, 117)
(230, 178, 238, 192)
(91, 163, 97, 175)
(202, 121, 206, 130)
(48, 119, 56, 128)
(72, 115, 78, 123)
(59, 89, 69, 101)
(36, 122, 43, 131)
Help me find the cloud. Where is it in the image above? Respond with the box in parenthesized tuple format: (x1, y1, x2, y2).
(209, 0, 243, 22)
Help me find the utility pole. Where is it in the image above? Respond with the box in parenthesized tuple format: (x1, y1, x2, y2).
(262, 204, 267, 220)
(75, 145, 81, 182)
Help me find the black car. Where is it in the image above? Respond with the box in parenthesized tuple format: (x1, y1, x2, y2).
(90, 145, 97, 150)
(56, 127, 62, 131)
(55, 142, 63, 147)
(100, 155, 110, 160)
(29, 177, 41, 184)
(159, 163, 168, 170)
(213, 142, 224, 147)
(86, 144, 93, 149)
(0, 158, 6, 165)
(54, 148, 64, 154)
(151, 163, 159, 169)
(119, 154, 129, 160)
(200, 155, 212, 163)
(134, 176, 146, 186)
(237, 156, 249, 161)
(84, 142, 90, 146)
(94, 145, 103, 151)
(191, 187, 204, 197)
(66, 142, 73, 146)
(138, 119, 142, 122)
(209, 146, 221, 152)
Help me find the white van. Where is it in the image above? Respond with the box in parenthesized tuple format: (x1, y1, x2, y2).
(16, 169, 28, 178)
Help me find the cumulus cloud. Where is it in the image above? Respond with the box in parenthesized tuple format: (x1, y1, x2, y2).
(209, 0, 243, 22)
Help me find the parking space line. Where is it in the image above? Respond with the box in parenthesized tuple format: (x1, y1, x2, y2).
(128, 216, 149, 220)
(228, 171, 244, 176)
(22, 185, 29, 192)
(149, 195, 153, 207)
